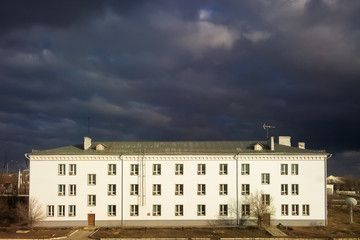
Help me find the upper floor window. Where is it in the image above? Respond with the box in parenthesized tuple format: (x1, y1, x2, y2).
(130, 164, 139, 175)
(88, 195, 96, 206)
(69, 184, 76, 196)
(47, 205, 54, 217)
(197, 204, 206, 216)
(58, 164, 65, 175)
(175, 205, 184, 216)
(108, 184, 116, 196)
(58, 184, 65, 196)
(292, 184, 299, 195)
(302, 204, 310, 216)
(130, 184, 139, 196)
(88, 174, 96, 185)
(261, 194, 270, 205)
(241, 204, 250, 216)
(241, 164, 250, 175)
(130, 205, 139, 216)
(219, 204, 228, 216)
(197, 184, 206, 195)
(175, 184, 184, 195)
(108, 205, 116, 216)
(153, 205, 161, 216)
(153, 164, 161, 175)
(153, 184, 161, 196)
(291, 164, 299, 175)
(219, 184, 228, 195)
(175, 164, 184, 175)
(281, 184, 288, 195)
(69, 205, 76, 217)
(108, 164, 116, 175)
(241, 184, 250, 195)
(69, 164, 76, 175)
(219, 164, 228, 175)
(261, 173, 270, 184)
(197, 164, 206, 175)
(281, 164, 288, 175)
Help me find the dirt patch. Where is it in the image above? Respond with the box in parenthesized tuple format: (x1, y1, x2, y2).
(0, 227, 73, 239)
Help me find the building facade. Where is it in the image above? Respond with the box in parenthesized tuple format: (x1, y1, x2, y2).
(28, 136, 329, 227)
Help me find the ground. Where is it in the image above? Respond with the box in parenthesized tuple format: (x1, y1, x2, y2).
(0, 227, 72, 239)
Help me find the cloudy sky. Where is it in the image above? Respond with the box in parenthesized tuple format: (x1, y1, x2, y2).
(0, 0, 359, 175)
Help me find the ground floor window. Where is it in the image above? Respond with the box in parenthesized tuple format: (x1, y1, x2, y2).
(292, 204, 299, 216)
(47, 205, 54, 217)
(302, 204, 310, 216)
(69, 205, 76, 217)
(219, 204, 228, 216)
(130, 205, 139, 216)
(197, 204, 206, 216)
(175, 205, 184, 216)
(241, 204, 250, 216)
(281, 204, 288, 216)
(153, 205, 161, 216)
(108, 205, 116, 216)
(58, 205, 65, 217)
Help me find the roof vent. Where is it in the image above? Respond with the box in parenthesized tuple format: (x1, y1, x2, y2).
(84, 137, 92, 150)
(298, 142, 305, 149)
(96, 144, 106, 151)
(254, 143, 263, 151)
(279, 136, 291, 147)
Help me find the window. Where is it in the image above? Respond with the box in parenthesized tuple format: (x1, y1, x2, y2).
(175, 205, 184, 216)
(108, 184, 116, 196)
(281, 204, 289, 216)
(130, 184, 139, 195)
(219, 184, 228, 195)
(197, 204, 206, 216)
(69, 205, 76, 217)
(291, 164, 299, 175)
(241, 184, 250, 195)
(108, 205, 116, 216)
(69, 184, 76, 196)
(241, 164, 250, 175)
(58, 164, 65, 175)
(281, 184, 288, 195)
(175, 184, 184, 195)
(58, 184, 65, 196)
(153, 184, 161, 196)
(292, 184, 299, 195)
(292, 204, 299, 216)
(153, 205, 161, 216)
(88, 195, 96, 206)
(219, 204, 228, 216)
(241, 204, 250, 216)
(261, 173, 270, 184)
(197, 164, 206, 175)
(88, 174, 96, 185)
(219, 164, 228, 175)
(47, 205, 54, 217)
(153, 164, 161, 175)
(69, 164, 76, 175)
(130, 164, 139, 175)
(197, 184, 206, 195)
(58, 205, 65, 217)
(302, 204, 310, 216)
(175, 164, 184, 175)
(281, 164, 288, 175)
(262, 194, 270, 205)
(108, 164, 116, 175)
(130, 205, 139, 216)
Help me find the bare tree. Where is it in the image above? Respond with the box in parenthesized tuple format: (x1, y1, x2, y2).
(16, 197, 45, 228)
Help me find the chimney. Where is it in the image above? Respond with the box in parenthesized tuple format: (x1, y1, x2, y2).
(279, 136, 291, 147)
(84, 137, 92, 150)
(298, 142, 305, 149)
(268, 136, 275, 151)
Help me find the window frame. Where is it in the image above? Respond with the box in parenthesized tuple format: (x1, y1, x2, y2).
(261, 173, 270, 184)
(219, 204, 228, 216)
(108, 205, 116, 216)
(130, 205, 139, 216)
(219, 164, 228, 175)
(69, 184, 76, 196)
(241, 164, 250, 175)
(281, 204, 289, 216)
(197, 204, 206, 216)
(197, 164, 206, 175)
(108, 184, 116, 196)
(241, 184, 250, 195)
(153, 164, 161, 175)
(281, 164, 288, 175)
(130, 184, 139, 196)
(175, 184, 184, 195)
(47, 205, 54, 217)
(58, 184, 65, 196)
(130, 164, 139, 175)
(69, 164, 77, 175)
(58, 205, 65, 217)
(153, 204, 161, 216)
(69, 205, 76, 217)
(292, 184, 299, 195)
(291, 164, 299, 175)
(152, 184, 161, 196)
(241, 204, 250, 216)
(88, 174, 96, 185)
(58, 164, 66, 176)
(281, 184, 288, 195)
(88, 195, 96, 206)
(261, 194, 270, 205)
(197, 184, 206, 195)
(292, 204, 299, 216)
(175, 164, 184, 175)
(219, 184, 228, 196)
(302, 204, 310, 216)
(108, 164, 116, 175)
(175, 204, 184, 216)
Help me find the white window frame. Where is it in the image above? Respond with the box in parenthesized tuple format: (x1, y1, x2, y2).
(219, 184, 228, 195)
(58, 205, 65, 217)
(58, 164, 65, 175)
(261, 173, 270, 184)
(302, 204, 310, 216)
(58, 184, 65, 196)
(281, 164, 288, 175)
(108, 205, 116, 216)
(241, 184, 250, 195)
(153, 205, 161, 216)
(153, 164, 161, 175)
(108, 164, 116, 175)
(281, 204, 289, 216)
(291, 164, 299, 175)
(69, 184, 76, 196)
(241, 204, 250, 216)
(219, 164, 228, 175)
(219, 204, 228, 216)
(47, 205, 54, 217)
(130, 205, 139, 216)
(292, 204, 299, 216)
(197, 204, 206, 216)
(175, 164, 184, 175)
(241, 164, 250, 175)
(130, 164, 139, 175)
(175, 205, 184, 216)
(108, 184, 116, 196)
(69, 205, 76, 217)
(197, 164, 206, 175)
(153, 184, 161, 196)
(175, 184, 184, 195)
(262, 194, 270, 205)
(88, 195, 96, 206)
(69, 164, 76, 175)
(197, 184, 206, 195)
(292, 184, 299, 195)
(88, 174, 96, 185)
(130, 184, 139, 196)
(281, 184, 288, 195)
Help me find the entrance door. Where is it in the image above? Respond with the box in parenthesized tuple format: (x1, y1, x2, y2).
(263, 213, 270, 225)
(88, 214, 95, 226)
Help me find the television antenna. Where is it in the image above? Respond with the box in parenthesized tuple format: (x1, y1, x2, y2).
(345, 197, 357, 224)
(263, 123, 275, 139)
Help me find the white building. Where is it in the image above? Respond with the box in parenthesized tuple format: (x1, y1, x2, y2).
(28, 136, 330, 227)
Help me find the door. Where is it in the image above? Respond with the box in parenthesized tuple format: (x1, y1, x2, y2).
(263, 213, 270, 225)
(88, 214, 95, 226)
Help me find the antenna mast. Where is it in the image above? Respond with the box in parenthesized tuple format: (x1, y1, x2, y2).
(263, 123, 276, 139)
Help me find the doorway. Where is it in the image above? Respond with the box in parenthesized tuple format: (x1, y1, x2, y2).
(88, 214, 95, 226)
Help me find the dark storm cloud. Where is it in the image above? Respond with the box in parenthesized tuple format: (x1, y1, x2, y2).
(0, 0, 359, 175)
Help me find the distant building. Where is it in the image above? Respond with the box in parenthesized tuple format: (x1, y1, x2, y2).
(28, 136, 330, 227)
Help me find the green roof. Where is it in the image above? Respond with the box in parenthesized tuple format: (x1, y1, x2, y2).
(29, 141, 326, 155)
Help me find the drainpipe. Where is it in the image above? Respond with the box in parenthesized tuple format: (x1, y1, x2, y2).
(119, 155, 124, 226)
(233, 153, 240, 225)
(325, 153, 332, 226)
